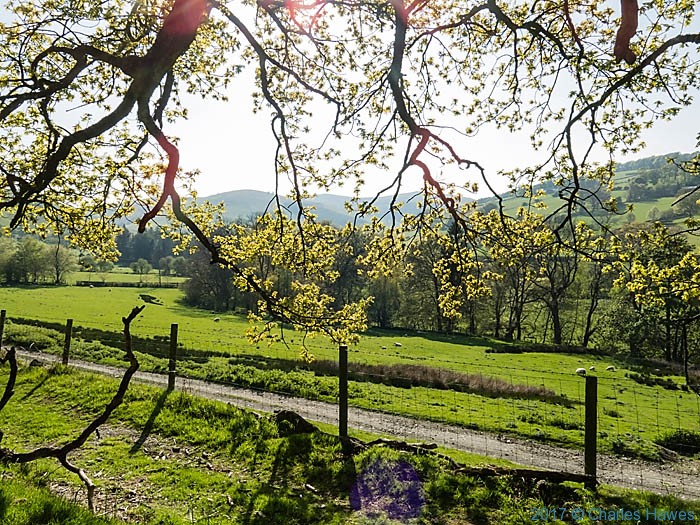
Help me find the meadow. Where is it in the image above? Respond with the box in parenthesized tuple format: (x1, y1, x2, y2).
(1, 284, 699, 460)
(1, 365, 698, 524)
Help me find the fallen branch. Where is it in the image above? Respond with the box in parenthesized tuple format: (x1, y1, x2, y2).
(269, 410, 594, 486)
(352, 435, 592, 485)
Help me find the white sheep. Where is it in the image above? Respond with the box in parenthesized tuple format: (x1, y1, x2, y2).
(394, 342, 403, 347)
(606, 365, 615, 372)
(213, 317, 221, 322)
(576, 368, 587, 376)
(589, 366, 596, 371)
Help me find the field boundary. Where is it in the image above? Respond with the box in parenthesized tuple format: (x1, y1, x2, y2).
(74, 280, 180, 288)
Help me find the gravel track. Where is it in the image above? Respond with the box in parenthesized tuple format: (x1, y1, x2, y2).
(15, 349, 700, 499)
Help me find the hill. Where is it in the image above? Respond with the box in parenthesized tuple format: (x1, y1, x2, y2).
(202, 152, 698, 227)
(201, 189, 424, 226)
(476, 151, 699, 224)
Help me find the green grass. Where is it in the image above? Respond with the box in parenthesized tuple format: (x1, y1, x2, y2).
(1, 285, 698, 459)
(1, 364, 698, 524)
(0, 478, 124, 525)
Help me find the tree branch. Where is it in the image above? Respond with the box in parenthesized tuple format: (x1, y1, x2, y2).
(0, 306, 145, 512)
(0, 347, 18, 414)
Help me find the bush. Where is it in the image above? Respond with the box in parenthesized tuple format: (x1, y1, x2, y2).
(628, 372, 679, 390)
(655, 429, 700, 456)
(611, 436, 660, 461)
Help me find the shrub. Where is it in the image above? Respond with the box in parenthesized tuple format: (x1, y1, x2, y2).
(549, 417, 583, 431)
(655, 429, 700, 456)
(628, 373, 679, 390)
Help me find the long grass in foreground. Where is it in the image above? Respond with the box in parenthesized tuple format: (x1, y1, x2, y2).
(1, 364, 699, 524)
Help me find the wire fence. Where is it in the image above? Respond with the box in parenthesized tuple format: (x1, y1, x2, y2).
(2, 309, 700, 497)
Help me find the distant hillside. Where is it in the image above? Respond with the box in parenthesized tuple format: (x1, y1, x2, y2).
(476, 151, 699, 225)
(201, 189, 424, 226)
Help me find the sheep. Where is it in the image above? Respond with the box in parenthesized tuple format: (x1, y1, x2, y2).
(575, 368, 587, 376)
(606, 365, 616, 372)
(589, 366, 596, 371)
(381, 346, 387, 350)
(394, 342, 403, 347)
(213, 317, 221, 322)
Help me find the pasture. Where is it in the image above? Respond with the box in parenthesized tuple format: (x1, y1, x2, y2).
(1, 284, 698, 459)
(3, 365, 697, 524)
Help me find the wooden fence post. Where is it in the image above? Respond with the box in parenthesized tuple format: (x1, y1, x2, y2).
(168, 323, 178, 390)
(0, 309, 5, 349)
(62, 318, 73, 365)
(584, 375, 598, 489)
(339, 344, 348, 438)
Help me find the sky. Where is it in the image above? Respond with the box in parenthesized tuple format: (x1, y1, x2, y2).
(168, 3, 700, 201)
(172, 77, 700, 201)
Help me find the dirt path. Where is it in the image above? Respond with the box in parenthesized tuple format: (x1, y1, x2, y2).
(15, 350, 700, 499)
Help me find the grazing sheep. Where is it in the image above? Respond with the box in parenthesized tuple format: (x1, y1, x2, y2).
(606, 365, 616, 372)
(576, 368, 586, 376)
(394, 342, 403, 347)
(381, 346, 387, 350)
(589, 366, 596, 371)
(213, 317, 221, 322)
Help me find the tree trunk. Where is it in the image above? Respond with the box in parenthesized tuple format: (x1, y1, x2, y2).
(664, 304, 672, 361)
(551, 300, 562, 345)
(493, 294, 502, 339)
(682, 324, 689, 385)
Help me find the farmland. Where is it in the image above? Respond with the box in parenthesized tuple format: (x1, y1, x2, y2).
(1, 364, 699, 524)
(2, 284, 698, 461)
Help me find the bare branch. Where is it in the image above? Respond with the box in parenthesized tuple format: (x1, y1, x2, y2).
(0, 306, 145, 511)
(0, 347, 18, 414)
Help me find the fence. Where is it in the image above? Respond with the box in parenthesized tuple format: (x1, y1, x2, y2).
(74, 281, 180, 288)
(2, 309, 700, 497)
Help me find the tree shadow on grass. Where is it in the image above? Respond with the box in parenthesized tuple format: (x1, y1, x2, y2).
(130, 389, 170, 454)
(241, 431, 357, 525)
(20, 373, 50, 401)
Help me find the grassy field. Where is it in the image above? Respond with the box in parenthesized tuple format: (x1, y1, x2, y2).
(1, 364, 698, 524)
(1, 285, 699, 459)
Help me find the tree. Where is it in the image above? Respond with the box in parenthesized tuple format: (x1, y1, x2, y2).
(367, 275, 401, 329)
(1, 0, 699, 339)
(531, 231, 580, 346)
(646, 206, 661, 222)
(129, 258, 153, 282)
(158, 256, 174, 276)
(0, 307, 145, 511)
(609, 222, 696, 359)
(478, 210, 546, 342)
(171, 256, 190, 277)
(0, 237, 17, 283)
(49, 241, 78, 284)
(182, 248, 238, 312)
(5, 237, 51, 284)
